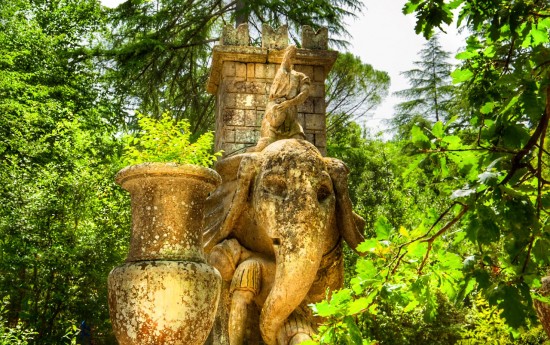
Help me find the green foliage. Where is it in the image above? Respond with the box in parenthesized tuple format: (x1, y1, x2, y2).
(0, 322, 36, 345)
(0, 301, 36, 345)
(122, 113, 222, 167)
(309, 207, 466, 344)
(401, 0, 550, 330)
(318, 0, 550, 341)
(0, 0, 129, 343)
(105, 0, 364, 133)
(460, 295, 515, 344)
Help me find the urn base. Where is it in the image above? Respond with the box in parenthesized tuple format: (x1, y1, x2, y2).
(108, 260, 221, 345)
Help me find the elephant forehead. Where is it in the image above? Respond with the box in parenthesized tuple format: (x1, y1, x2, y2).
(260, 154, 325, 179)
(261, 139, 324, 172)
(262, 139, 321, 157)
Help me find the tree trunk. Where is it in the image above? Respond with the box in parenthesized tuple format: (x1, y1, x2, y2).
(7, 267, 26, 327)
(235, 0, 247, 26)
(535, 275, 550, 338)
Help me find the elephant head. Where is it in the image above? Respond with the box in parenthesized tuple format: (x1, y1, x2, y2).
(203, 139, 364, 345)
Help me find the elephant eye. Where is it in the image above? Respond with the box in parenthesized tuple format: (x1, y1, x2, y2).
(262, 177, 287, 197)
(317, 184, 332, 202)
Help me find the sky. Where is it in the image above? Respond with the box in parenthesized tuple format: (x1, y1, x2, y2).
(346, 0, 466, 135)
(100, 0, 467, 135)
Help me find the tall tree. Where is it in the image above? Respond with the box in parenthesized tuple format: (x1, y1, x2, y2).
(0, 0, 129, 342)
(326, 53, 390, 135)
(392, 34, 455, 134)
(103, 0, 363, 133)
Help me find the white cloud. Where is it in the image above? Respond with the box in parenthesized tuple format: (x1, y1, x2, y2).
(101, 0, 125, 8)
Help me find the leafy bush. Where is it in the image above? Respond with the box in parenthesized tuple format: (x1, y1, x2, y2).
(459, 295, 549, 345)
(0, 301, 36, 345)
(122, 113, 222, 167)
(306, 212, 549, 344)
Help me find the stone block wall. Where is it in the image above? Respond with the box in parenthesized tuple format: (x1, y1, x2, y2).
(207, 24, 337, 157)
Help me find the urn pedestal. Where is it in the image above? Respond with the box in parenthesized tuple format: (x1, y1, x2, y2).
(108, 163, 222, 345)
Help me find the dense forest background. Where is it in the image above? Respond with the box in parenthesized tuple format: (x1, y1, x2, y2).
(0, 0, 549, 344)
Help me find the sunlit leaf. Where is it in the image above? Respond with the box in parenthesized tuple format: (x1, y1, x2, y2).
(451, 68, 473, 83)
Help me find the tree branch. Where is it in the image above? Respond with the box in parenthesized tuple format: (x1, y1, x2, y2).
(387, 202, 466, 277)
(500, 87, 550, 185)
(417, 205, 469, 274)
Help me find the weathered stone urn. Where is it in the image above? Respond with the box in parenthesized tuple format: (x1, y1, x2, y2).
(108, 163, 222, 345)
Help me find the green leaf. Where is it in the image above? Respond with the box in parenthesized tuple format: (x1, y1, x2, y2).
(408, 241, 428, 259)
(356, 239, 378, 253)
(530, 27, 549, 46)
(374, 216, 392, 240)
(532, 293, 550, 304)
(441, 135, 462, 149)
(455, 50, 478, 60)
(451, 68, 473, 83)
(344, 316, 363, 345)
(355, 258, 377, 279)
(432, 121, 444, 138)
(500, 95, 519, 115)
(497, 285, 529, 328)
(402, 1, 420, 14)
(347, 296, 372, 315)
(403, 299, 419, 312)
(402, 155, 424, 178)
(439, 155, 448, 178)
(411, 125, 429, 146)
(474, 206, 501, 244)
(314, 300, 339, 317)
(532, 238, 550, 264)
(480, 102, 496, 114)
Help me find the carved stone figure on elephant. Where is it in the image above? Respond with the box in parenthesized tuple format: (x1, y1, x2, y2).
(203, 139, 365, 345)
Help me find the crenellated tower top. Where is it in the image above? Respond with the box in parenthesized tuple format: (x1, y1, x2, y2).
(207, 24, 337, 156)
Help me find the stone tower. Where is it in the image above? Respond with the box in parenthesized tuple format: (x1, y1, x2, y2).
(206, 24, 337, 156)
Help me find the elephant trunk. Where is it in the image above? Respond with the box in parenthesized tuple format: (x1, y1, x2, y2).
(259, 224, 324, 345)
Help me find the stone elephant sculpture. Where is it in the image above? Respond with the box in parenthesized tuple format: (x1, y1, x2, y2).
(203, 139, 365, 345)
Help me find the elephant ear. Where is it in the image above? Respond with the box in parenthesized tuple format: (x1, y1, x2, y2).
(203, 153, 260, 253)
(325, 158, 366, 253)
